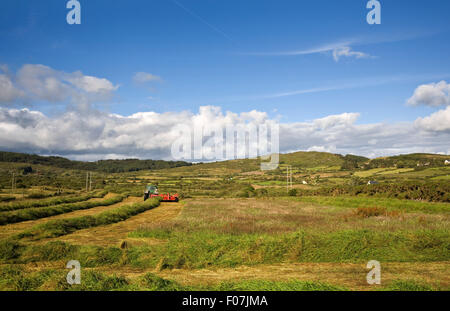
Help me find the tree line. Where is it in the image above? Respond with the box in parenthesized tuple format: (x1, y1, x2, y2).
(0, 151, 191, 173)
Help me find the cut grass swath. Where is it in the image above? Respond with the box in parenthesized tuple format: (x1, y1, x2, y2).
(0, 190, 108, 212)
(16, 197, 161, 240)
(0, 194, 124, 226)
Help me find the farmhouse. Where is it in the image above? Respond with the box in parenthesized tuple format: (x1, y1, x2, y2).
(445, 160, 450, 165)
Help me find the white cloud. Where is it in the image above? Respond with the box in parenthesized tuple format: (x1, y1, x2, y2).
(407, 80, 450, 107)
(67, 72, 118, 93)
(133, 72, 161, 83)
(240, 41, 373, 62)
(0, 64, 119, 109)
(415, 106, 450, 132)
(16, 64, 70, 102)
(0, 105, 449, 161)
(0, 74, 25, 103)
(332, 46, 371, 62)
(312, 112, 359, 129)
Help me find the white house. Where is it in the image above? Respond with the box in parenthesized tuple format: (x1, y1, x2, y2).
(445, 160, 450, 165)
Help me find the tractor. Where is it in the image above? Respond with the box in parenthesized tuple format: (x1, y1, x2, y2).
(144, 184, 179, 202)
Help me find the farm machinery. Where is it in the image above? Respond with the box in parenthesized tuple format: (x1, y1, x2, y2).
(144, 184, 179, 202)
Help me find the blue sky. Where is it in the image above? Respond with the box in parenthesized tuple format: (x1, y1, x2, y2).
(0, 1, 450, 159)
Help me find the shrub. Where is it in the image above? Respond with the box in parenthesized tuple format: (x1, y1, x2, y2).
(288, 189, 298, 196)
(355, 207, 387, 217)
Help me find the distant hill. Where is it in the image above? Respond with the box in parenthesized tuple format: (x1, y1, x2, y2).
(280, 151, 368, 169)
(185, 151, 448, 173)
(0, 151, 192, 173)
(0, 150, 447, 174)
(368, 153, 449, 169)
(170, 151, 370, 173)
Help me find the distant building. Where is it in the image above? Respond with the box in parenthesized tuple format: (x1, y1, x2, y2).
(445, 160, 450, 165)
(367, 180, 379, 185)
(302, 180, 308, 185)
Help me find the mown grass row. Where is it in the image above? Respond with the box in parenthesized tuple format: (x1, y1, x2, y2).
(0, 194, 125, 226)
(14, 197, 161, 240)
(0, 264, 444, 291)
(0, 264, 346, 291)
(0, 190, 108, 212)
(0, 266, 347, 291)
(126, 229, 450, 269)
(0, 196, 16, 203)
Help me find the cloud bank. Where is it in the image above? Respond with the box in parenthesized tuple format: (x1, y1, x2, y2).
(0, 105, 449, 161)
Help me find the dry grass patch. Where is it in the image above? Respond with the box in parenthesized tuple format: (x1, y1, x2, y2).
(137, 198, 449, 235)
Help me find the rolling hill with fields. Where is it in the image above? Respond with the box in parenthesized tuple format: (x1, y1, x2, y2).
(0, 150, 448, 291)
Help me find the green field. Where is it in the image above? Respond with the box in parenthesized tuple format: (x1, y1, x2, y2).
(0, 151, 449, 291)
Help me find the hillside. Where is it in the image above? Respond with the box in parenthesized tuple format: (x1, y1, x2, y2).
(368, 153, 450, 168)
(1, 150, 448, 177)
(0, 151, 191, 173)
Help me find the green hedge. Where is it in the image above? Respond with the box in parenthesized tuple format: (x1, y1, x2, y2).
(296, 182, 450, 203)
(0, 191, 108, 212)
(0, 194, 124, 226)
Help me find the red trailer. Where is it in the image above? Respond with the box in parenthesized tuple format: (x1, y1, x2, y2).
(144, 184, 179, 202)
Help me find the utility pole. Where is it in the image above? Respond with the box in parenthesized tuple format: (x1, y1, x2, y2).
(290, 166, 293, 189)
(11, 172, 15, 194)
(286, 165, 293, 192)
(86, 172, 89, 192)
(286, 166, 288, 192)
(89, 172, 92, 191)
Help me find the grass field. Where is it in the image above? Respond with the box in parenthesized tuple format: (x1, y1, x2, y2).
(0, 151, 449, 291)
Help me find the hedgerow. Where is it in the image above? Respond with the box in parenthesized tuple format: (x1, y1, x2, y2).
(295, 182, 450, 203)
